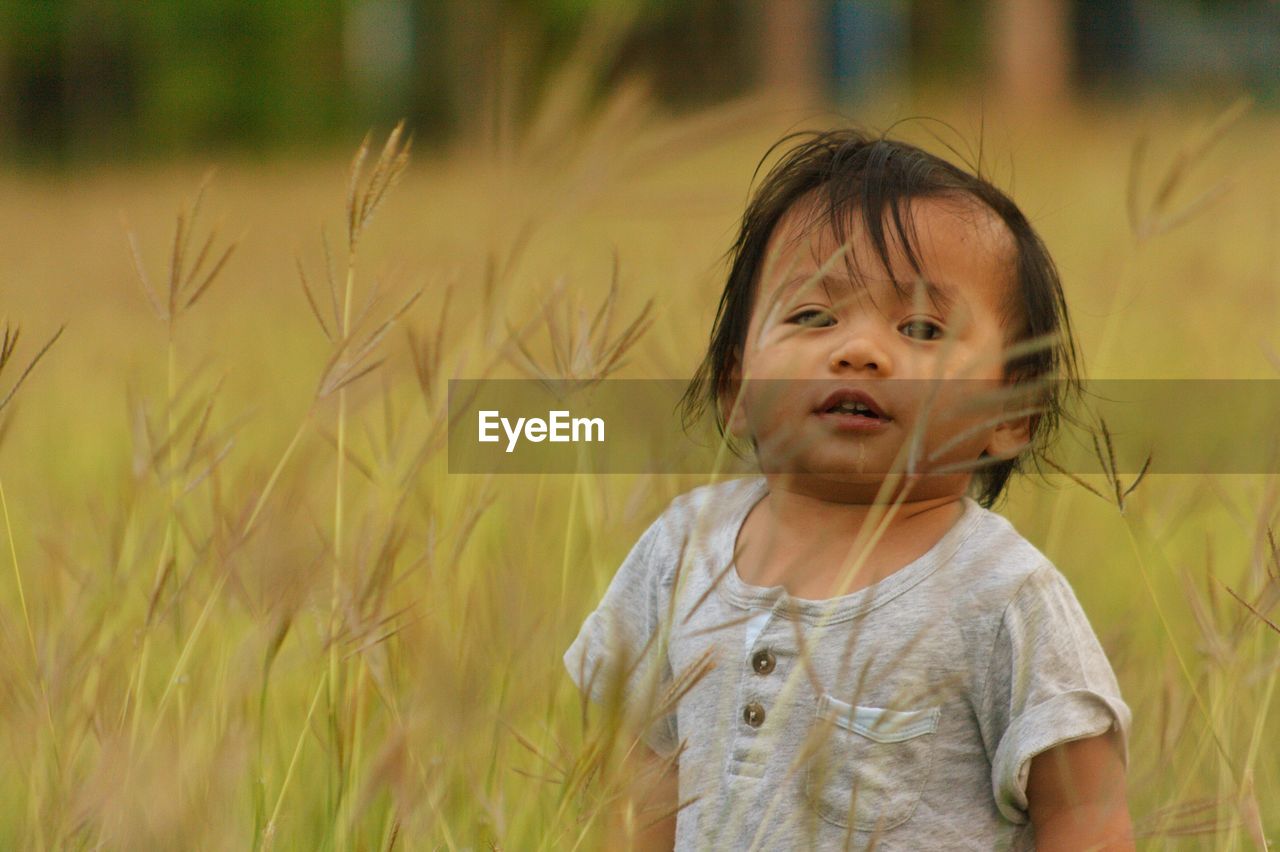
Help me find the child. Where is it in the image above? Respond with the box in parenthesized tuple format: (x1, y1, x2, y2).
(563, 128, 1132, 850)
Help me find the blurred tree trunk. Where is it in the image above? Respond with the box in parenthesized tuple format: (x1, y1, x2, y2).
(757, 0, 825, 108)
(0, 30, 9, 152)
(64, 1, 135, 158)
(442, 0, 501, 146)
(987, 0, 1073, 110)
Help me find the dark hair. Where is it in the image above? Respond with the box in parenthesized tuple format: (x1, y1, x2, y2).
(678, 127, 1082, 508)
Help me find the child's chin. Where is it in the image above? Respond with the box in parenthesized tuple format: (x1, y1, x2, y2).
(758, 462, 895, 486)
(757, 444, 897, 478)
(759, 455, 971, 486)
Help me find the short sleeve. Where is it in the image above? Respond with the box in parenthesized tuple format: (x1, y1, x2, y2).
(562, 514, 679, 758)
(979, 564, 1132, 824)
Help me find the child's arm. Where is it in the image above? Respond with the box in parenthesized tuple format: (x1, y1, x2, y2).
(1026, 733, 1133, 851)
(561, 511, 683, 849)
(607, 745, 678, 851)
(976, 564, 1133, 838)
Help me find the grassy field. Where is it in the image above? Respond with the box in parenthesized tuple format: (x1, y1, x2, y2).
(0, 88, 1278, 849)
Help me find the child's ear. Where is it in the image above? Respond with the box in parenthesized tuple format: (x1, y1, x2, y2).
(985, 408, 1032, 460)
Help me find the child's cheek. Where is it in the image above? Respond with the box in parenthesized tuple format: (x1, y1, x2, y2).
(739, 378, 808, 449)
(914, 378, 1007, 468)
(761, 335, 811, 374)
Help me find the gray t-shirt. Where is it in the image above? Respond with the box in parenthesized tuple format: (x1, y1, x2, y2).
(563, 476, 1131, 850)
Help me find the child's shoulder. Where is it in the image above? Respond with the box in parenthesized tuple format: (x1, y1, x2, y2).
(958, 500, 1053, 573)
(665, 475, 764, 518)
(642, 476, 761, 531)
(946, 499, 1081, 618)
(630, 477, 764, 577)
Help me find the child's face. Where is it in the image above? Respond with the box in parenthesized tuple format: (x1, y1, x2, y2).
(724, 194, 1031, 498)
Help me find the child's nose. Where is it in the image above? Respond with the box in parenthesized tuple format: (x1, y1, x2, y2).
(828, 327, 892, 374)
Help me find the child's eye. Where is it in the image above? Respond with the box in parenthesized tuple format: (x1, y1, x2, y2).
(900, 319, 944, 340)
(789, 309, 835, 328)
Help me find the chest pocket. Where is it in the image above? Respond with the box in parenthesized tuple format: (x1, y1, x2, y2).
(803, 694, 941, 833)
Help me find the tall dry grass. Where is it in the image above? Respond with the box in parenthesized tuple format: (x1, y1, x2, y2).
(0, 72, 1277, 850)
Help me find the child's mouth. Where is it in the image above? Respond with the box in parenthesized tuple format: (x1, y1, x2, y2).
(816, 401, 892, 431)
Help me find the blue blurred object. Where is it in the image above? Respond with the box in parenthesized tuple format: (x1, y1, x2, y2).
(830, 0, 910, 103)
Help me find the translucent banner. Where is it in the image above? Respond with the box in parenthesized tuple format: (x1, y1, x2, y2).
(447, 380, 1280, 475)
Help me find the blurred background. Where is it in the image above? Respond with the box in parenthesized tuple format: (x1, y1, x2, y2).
(3, 0, 1278, 163)
(2, 2, 1279, 849)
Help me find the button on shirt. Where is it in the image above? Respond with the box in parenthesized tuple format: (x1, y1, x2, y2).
(563, 476, 1131, 851)
(752, 648, 776, 674)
